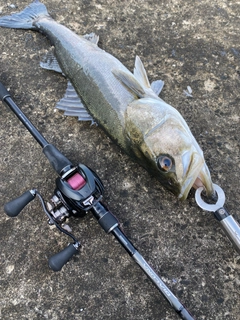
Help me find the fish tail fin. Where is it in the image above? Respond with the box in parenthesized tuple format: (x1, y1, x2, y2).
(0, 0, 50, 30)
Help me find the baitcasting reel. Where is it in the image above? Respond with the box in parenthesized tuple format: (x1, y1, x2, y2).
(4, 161, 106, 271)
(0, 82, 194, 320)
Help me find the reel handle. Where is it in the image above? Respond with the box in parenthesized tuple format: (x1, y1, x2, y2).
(48, 243, 80, 272)
(4, 190, 36, 217)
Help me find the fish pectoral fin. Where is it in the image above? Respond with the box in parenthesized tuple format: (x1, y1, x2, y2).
(112, 69, 145, 98)
(133, 56, 151, 88)
(56, 81, 95, 124)
(83, 32, 99, 45)
(40, 48, 63, 74)
(150, 80, 164, 96)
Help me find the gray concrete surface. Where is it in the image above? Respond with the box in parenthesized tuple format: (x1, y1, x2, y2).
(0, 1, 239, 319)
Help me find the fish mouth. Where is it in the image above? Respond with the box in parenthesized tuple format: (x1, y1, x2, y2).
(192, 163, 214, 197)
(179, 153, 214, 200)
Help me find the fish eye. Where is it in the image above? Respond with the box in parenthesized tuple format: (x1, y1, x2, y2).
(157, 156, 172, 172)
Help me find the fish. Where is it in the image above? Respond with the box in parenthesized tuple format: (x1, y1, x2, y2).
(0, 0, 214, 200)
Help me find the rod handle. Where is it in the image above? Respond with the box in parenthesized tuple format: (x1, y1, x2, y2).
(43, 144, 73, 175)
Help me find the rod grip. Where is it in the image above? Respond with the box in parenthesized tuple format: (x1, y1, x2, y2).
(43, 144, 73, 175)
(4, 190, 36, 217)
(0, 82, 11, 101)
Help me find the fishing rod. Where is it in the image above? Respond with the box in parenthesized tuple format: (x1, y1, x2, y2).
(0, 81, 194, 320)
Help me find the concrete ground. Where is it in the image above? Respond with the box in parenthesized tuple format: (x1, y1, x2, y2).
(0, 0, 239, 319)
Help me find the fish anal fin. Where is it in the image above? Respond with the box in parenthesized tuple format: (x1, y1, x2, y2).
(56, 81, 95, 123)
(112, 69, 145, 98)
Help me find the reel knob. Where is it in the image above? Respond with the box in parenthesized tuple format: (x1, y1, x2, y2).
(4, 190, 36, 217)
(48, 242, 80, 272)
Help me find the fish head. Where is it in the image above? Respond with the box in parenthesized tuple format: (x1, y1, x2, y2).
(125, 98, 214, 200)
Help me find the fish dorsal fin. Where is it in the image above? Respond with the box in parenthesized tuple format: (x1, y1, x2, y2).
(113, 57, 162, 99)
(56, 81, 95, 124)
(40, 48, 63, 74)
(150, 80, 164, 96)
(133, 55, 150, 88)
(83, 32, 99, 45)
(134, 56, 164, 96)
(112, 69, 145, 98)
